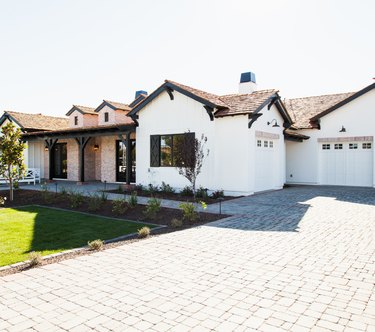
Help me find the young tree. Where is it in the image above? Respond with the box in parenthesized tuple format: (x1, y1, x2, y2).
(174, 133, 209, 197)
(0, 122, 26, 201)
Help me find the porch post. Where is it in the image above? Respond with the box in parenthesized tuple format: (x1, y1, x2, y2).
(125, 132, 131, 185)
(45, 138, 58, 180)
(75, 137, 91, 183)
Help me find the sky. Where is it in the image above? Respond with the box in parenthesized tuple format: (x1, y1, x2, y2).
(0, 0, 374, 117)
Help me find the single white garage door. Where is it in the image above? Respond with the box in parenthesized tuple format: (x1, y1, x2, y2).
(319, 141, 373, 186)
(254, 138, 278, 192)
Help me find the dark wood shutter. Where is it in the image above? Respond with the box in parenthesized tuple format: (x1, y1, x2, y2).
(150, 135, 160, 167)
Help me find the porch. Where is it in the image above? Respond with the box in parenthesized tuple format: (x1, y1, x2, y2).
(22, 124, 136, 185)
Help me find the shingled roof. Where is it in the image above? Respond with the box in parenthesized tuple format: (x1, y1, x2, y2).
(284, 93, 355, 129)
(66, 105, 97, 116)
(101, 100, 131, 112)
(1, 111, 69, 132)
(129, 79, 288, 122)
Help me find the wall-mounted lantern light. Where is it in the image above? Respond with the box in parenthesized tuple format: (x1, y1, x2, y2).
(94, 144, 100, 151)
(267, 119, 280, 127)
(44, 145, 49, 151)
(339, 126, 346, 133)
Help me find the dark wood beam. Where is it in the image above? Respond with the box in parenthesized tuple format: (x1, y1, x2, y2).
(125, 132, 131, 185)
(45, 138, 58, 180)
(248, 113, 263, 129)
(203, 105, 214, 121)
(75, 137, 91, 182)
(165, 86, 174, 100)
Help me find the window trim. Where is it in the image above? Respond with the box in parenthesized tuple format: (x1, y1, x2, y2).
(104, 112, 109, 122)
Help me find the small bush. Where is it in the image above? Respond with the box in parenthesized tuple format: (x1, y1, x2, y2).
(41, 184, 54, 203)
(179, 202, 198, 222)
(69, 190, 84, 208)
(13, 181, 19, 189)
(128, 191, 138, 208)
(0, 196, 6, 206)
(160, 181, 175, 194)
(147, 183, 159, 194)
(117, 185, 124, 194)
(143, 197, 161, 219)
(181, 186, 194, 196)
(88, 239, 104, 251)
(29, 251, 42, 267)
(135, 184, 144, 192)
(138, 226, 150, 238)
(100, 191, 108, 202)
(87, 193, 105, 212)
(59, 186, 68, 197)
(211, 190, 224, 199)
(112, 198, 128, 214)
(195, 186, 208, 199)
(170, 218, 183, 228)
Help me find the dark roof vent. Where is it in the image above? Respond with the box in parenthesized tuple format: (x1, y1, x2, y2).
(135, 90, 148, 99)
(240, 72, 256, 83)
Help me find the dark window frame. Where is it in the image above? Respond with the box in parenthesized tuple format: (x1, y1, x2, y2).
(104, 112, 109, 122)
(74, 116, 78, 126)
(150, 133, 195, 168)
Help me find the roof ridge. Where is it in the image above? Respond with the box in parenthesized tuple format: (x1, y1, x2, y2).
(6, 110, 68, 120)
(220, 89, 278, 98)
(73, 104, 95, 109)
(104, 99, 129, 106)
(288, 91, 355, 101)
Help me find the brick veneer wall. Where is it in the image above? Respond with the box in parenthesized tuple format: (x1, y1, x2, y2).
(100, 136, 116, 183)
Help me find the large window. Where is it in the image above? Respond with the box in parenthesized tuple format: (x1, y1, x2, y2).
(150, 133, 195, 167)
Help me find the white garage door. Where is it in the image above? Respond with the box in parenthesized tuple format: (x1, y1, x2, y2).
(319, 141, 373, 186)
(255, 138, 278, 192)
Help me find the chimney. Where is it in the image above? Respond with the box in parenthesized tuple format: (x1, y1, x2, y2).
(135, 90, 148, 99)
(239, 72, 257, 94)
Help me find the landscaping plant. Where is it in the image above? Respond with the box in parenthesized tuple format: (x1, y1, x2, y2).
(143, 197, 161, 219)
(127, 191, 138, 208)
(170, 218, 183, 228)
(69, 190, 84, 208)
(180, 185, 194, 196)
(179, 202, 198, 222)
(174, 133, 209, 198)
(88, 193, 104, 212)
(138, 226, 150, 238)
(160, 181, 175, 194)
(28, 251, 42, 267)
(0, 122, 26, 201)
(211, 190, 224, 199)
(112, 198, 128, 214)
(87, 239, 104, 251)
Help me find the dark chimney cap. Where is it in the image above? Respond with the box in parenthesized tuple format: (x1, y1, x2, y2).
(240, 72, 256, 83)
(135, 90, 147, 99)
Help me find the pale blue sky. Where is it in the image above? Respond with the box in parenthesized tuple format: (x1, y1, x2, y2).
(0, 0, 374, 116)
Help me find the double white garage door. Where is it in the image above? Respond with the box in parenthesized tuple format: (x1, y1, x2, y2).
(319, 141, 373, 187)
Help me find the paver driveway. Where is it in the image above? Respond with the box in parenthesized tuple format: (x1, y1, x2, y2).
(1, 186, 375, 331)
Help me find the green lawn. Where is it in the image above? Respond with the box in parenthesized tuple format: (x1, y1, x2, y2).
(0, 206, 153, 266)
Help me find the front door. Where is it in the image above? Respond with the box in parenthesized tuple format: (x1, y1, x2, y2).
(116, 140, 136, 183)
(53, 143, 67, 179)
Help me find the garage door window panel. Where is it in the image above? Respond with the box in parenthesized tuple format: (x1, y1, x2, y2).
(334, 144, 343, 150)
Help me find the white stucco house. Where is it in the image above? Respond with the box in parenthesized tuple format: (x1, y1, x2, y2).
(285, 82, 375, 187)
(1, 73, 374, 195)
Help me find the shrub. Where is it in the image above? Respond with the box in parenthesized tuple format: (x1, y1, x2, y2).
(135, 184, 144, 192)
(59, 186, 68, 197)
(138, 226, 150, 238)
(147, 183, 159, 194)
(41, 183, 54, 203)
(117, 185, 124, 194)
(211, 190, 224, 199)
(28, 251, 42, 267)
(160, 181, 175, 194)
(88, 193, 105, 212)
(88, 239, 104, 251)
(195, 186, 208, 199)
(13, 181, 19, 189)
(69, 190, 84, 208)
(170, 218, 183, 228)
(100, 191, 108, 202)
(127, 191, 138, 208)
(143, 197, 161, 219)
(181, 186, 194, 196)
(0, 196, 6, 206)
(179, 202, 198, 222)
(112, 198, 128, 214)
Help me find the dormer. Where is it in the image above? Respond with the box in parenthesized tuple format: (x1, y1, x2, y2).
(94, 100, 134, 126)
(66, 105, 98, 128)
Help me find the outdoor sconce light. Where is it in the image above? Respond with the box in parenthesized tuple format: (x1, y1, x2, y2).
(339, 126, 346, 133)
(267, 119, 280, 127)
(94, 144, 100, 151)
(44, 145, 49, 151)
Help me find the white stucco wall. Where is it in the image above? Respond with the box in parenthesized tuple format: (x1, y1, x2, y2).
(135, 90, 287, 195)
(286, 89, 375, 186)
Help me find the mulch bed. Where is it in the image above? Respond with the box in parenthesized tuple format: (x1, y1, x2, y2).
(0, 189, 230, 276)
(105, 188, 239, 204)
